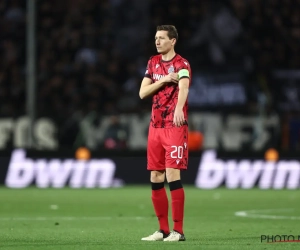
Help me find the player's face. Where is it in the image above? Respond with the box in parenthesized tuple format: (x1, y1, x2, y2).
(155, 31, 175, 54)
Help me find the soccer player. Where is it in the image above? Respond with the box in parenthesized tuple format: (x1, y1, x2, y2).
(139, 25, 191, 242)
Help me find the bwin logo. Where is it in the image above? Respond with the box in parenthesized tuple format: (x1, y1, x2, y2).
(153, 74, 165, 81)
(5, 149, 121, 188)
(196, 150, 300, 189)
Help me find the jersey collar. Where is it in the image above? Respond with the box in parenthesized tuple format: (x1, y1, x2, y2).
(161, 53, 177, 63)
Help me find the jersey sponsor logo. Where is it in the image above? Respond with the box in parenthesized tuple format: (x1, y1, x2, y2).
(5, 149, 122, 188)
(153, 74, 165, 81)
(168, 65, 174, 73)
(196, 150, 300, 189)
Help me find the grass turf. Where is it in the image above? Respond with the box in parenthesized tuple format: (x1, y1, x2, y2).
(0, 186, 300, 249)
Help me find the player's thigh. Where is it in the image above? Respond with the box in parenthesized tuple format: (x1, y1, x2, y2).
(166, 168, 181, 182)
(163, 126, 188, 170)
(147, 126, 165, 171)
(150, 170, 165, 183)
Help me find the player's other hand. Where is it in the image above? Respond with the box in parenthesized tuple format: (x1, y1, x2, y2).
(173, 107, 185, 127)
(163, 73, 178, 84)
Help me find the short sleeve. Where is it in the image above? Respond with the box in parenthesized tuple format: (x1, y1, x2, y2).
(144, 58, 153, 79)
(176, 60, 190, 80)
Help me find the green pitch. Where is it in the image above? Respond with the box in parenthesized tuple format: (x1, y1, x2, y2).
(1, 186, 300, 250)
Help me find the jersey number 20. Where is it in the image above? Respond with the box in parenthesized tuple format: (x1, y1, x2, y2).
(170, 146, 183, 159)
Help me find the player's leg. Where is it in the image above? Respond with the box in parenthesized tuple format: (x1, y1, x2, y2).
(148, 170, 169, 238)
(141, 126, 169, 241)
(164, 168, 186, 241)
(163, 126, 188, 242)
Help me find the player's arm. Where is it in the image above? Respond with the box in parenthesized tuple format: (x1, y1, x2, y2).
(139, 77, 164, 99)
(176, 69, 190, 109)
(174, 69, 190, 126)
(139, 74, 178, 99)
(176, 78, 189, 109)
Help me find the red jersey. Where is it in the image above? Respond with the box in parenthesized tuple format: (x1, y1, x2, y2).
(144, 54, 192, 128)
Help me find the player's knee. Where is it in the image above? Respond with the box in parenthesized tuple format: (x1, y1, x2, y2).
(150, 170, 165, 183)
(166, 168, 181, 183)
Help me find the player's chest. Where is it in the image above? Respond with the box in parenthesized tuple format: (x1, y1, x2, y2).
(153, 62, 176, 75)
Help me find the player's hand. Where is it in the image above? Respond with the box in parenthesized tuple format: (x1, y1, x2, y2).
(173, 107, 185, 127)
(162, 73, 178, 84)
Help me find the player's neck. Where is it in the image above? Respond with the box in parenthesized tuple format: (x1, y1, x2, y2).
(161, 50, 176, 61)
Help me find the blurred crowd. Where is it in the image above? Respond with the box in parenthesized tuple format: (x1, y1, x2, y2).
(0, 0, 299, 149)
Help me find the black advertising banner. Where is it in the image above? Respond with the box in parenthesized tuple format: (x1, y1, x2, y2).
(0, 149, 300, 189)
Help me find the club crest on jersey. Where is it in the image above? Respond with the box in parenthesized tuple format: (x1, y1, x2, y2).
(168, 65, 174, 73)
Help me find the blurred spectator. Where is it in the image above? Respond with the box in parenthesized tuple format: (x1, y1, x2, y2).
(188, 0, 244, 69)
(103, 115, 128, 149)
